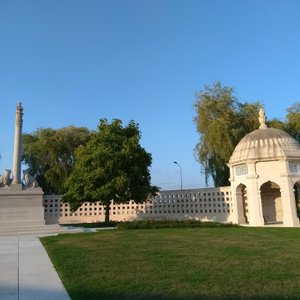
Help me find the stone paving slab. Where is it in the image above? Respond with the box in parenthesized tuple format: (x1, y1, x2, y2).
(0, 236, 18, 300)
(0, 235, 70, 300)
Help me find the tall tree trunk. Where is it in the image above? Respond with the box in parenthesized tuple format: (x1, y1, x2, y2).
(105, 201, 110, 226)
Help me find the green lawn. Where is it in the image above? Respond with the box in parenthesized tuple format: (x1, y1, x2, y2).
(41, 227, 300, 300)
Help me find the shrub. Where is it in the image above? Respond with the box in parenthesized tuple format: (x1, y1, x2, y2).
(116, 219, 238, 230)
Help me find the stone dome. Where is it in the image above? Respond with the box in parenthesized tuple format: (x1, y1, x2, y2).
(229, 109, 300, 165)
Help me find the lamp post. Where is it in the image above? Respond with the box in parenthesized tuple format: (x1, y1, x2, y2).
(173, 161, 182, 190)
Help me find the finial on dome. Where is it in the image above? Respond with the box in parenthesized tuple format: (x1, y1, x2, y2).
(258, 108, 268, 129)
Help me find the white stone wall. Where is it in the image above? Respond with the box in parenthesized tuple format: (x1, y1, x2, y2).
(44, 186, 234, 225)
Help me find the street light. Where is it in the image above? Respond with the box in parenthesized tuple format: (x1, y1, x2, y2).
(173, 161, 182, 190)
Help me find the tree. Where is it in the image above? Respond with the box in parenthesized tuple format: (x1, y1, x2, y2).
(267, 102, 300, 143)
(286, 102, 300, 142)
(267, 118, 288, 131)
(22, 126, 92, 194)
(194, 81, 262, 186)
(63, 119, 158, 225)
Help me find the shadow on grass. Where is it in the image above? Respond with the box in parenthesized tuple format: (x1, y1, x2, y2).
(61, 221, 117, 228)
(69, 291, 297, 300)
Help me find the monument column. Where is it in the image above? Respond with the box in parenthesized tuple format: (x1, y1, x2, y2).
(12, 102, 23, 185)
(0, 103, 48, 229)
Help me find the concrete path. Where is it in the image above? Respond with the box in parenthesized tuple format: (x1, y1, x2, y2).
(0, 235, 70, 300)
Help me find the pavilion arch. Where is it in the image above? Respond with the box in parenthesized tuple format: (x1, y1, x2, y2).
(293, 180, 300, 219)
(236, 183, 248, 224)
(260, 181, 283, 224)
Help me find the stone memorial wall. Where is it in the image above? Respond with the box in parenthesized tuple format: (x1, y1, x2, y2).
(44, 186, 234, 224)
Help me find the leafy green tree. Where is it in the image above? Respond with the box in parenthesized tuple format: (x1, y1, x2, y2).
(22, 126, 92, 194)
(267, 118, 287, 131)
(194, 81, 262, 186)
(267, 102, 300, 143)
(63, 119, 158, 225)
(286, 102, 300, 142)
(238, 101, 261, 133)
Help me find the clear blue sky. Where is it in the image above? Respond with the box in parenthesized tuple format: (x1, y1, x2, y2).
(1, 0, 300, 190)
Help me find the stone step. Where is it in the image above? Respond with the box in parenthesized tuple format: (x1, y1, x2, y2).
(0, 224, 84, 236)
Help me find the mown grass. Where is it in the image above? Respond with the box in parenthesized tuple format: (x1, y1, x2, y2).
(41, 227, 300, 300)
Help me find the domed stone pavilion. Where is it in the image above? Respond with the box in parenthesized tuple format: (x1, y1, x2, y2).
(228, 108, 300, 226)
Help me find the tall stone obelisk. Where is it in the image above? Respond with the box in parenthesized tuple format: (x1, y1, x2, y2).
(12, 102, 23, 186)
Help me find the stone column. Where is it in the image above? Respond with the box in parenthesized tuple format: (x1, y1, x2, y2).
(280, 178, 299, 226)
(230, 186, 239, 224)
(12, 102, 23, 185)
(246, 163, 265, 226)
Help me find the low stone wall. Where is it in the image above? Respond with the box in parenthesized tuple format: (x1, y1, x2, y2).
(44, 186, 234, 224)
